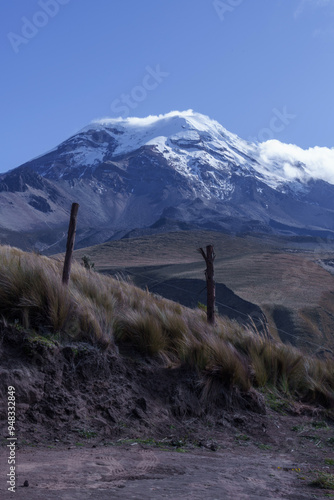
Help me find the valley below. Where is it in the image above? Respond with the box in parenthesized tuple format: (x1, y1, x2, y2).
(71, 230, 334, 356)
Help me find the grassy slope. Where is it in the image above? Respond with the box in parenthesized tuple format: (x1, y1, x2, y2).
(1, 243, 333, 412)
(70, 230, 334, 354)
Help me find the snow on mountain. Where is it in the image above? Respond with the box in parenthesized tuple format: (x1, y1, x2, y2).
(2, 109, 334, 253)
(22, 109, 334, 195)
(73, 110, 334, 195)
(12, 108, 334, 207)
(90, 109, 251, 162)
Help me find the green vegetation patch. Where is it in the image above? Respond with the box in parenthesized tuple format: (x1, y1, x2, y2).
(312, 421, 329, 429)
(310, 472, 334, 490)
(235, 434, 250, 442)
(74, 429, 98, 439)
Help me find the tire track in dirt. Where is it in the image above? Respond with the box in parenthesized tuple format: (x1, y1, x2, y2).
(2, 445, 330, 499)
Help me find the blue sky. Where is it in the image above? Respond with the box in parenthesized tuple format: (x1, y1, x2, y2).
(1, 0, 334, 173)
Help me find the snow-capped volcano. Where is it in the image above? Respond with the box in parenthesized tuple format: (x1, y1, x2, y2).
(35, 109, 334, 193)
(1, 110, 334, 253)
(81, 110, 334, 188)
(32, 110, 255, 185)
(88, 110, 245, 158)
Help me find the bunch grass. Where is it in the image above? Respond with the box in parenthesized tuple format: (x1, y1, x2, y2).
(0, 245, 333, 408)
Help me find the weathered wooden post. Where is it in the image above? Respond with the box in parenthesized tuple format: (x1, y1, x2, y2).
(62, 203, 79, 285)
(198, 245, 216, 324)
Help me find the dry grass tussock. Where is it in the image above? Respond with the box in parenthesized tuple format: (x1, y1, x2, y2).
(0, 245, 334, 408)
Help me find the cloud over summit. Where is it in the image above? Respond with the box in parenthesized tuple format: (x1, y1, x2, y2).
(259, 140, 334, 185)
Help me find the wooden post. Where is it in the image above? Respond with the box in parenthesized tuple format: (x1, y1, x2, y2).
(198, 245, 216, 324)
(62, 203, 79, 285)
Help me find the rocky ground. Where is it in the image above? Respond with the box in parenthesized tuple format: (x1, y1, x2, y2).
(1, 322, 334, 499)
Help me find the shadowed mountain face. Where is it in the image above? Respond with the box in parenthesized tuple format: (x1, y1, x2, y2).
(1, 111, 334, 253)
(109, 273, 268, 334)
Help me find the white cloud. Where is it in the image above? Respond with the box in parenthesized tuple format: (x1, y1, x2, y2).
(259, 140, 334, 185)
(93, 110, 196, 128)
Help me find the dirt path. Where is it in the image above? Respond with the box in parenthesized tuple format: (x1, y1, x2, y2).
(1, 441, 331, 500)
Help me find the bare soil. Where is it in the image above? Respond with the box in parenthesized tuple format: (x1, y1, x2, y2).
(1, 323, 334, 499)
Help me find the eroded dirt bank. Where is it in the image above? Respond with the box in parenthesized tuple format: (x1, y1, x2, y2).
(1, 323, 334, 499)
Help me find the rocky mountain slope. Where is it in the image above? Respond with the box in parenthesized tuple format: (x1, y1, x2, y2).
(1, 110, 334, 252)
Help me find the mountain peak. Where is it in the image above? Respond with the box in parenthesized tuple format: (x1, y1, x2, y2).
(91, 109, 220, 131)
(78, 110, 334, 189)
(79, 109, 239, 158)
(2, 109, 334, 250)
